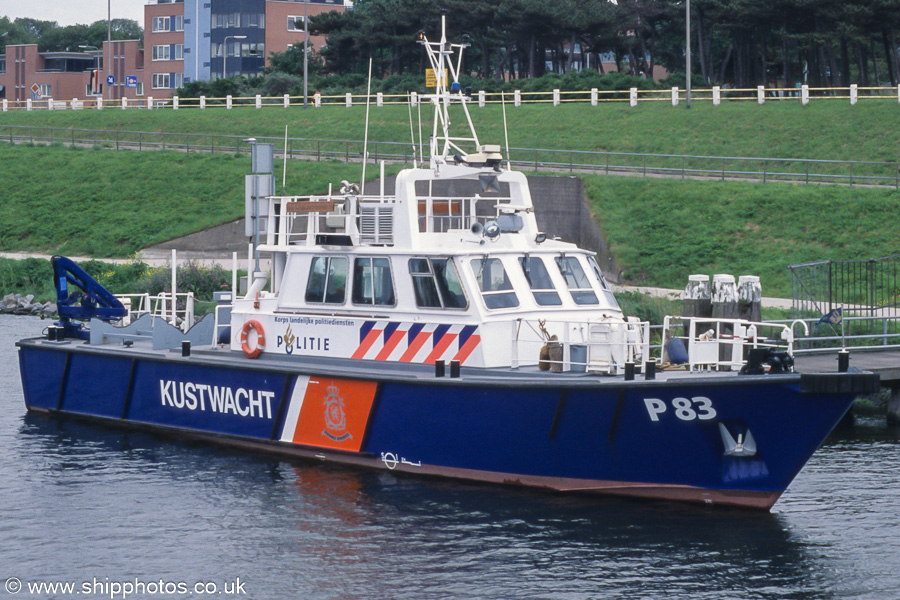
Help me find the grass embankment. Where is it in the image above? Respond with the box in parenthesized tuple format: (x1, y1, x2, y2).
(3, 101, 900, 162)
(586, 176, 900, 297)
(2, 101, 900, 301)
(2, 142, 899, 299)
(0, 143, 360, 256)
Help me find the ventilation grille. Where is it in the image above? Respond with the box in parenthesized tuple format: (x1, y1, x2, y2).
(360, 205, 394, 244)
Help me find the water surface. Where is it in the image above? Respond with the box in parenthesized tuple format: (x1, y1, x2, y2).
(2, 316, 899, 599)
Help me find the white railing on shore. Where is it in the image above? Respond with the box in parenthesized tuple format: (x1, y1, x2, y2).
(6, 85, 900, 113)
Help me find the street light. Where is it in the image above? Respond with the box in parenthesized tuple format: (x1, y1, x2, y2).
(303, 0, 308, 107)
(223, 35, 247, 80)
(685, 0, 691, 109)
(79, 44, 101, 95)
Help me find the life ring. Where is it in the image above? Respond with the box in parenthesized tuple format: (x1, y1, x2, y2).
(241, 320, 265, 359)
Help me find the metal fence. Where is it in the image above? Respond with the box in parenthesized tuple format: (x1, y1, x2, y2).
(789, 255, 900, 350)
(3, 124, 899, 188)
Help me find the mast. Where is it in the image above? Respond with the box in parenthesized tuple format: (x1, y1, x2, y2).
(417, 16, 481, 171)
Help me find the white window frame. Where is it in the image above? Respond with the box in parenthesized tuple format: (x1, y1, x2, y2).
(136, 81, 144, 96)
(174, 15, 184, 32)
(39, 84, 52, 97)
(152, 73, 170, 89)
(152, 16, 170, 33)
(174, 44, 184, 60)
(288, 15, 305, 31)
(152, 45, 171, 61)
(173, 73, 184, 89)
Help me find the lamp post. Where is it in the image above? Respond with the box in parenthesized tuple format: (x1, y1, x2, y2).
(107, 0, 111, 99)
(685, 0, 691, 109)
(78, 44, 101, 95)
(303, 0, 308, 107)
(223, 35, 247, 80)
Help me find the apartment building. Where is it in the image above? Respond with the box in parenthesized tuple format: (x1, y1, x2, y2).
(0, 0, 346, 103)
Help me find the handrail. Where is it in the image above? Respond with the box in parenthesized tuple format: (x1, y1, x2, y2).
(3, 124, 898, 189)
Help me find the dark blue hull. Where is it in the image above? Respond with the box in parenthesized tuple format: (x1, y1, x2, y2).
(17, 339, 875, 509)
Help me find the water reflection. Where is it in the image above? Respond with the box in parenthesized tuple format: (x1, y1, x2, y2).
(10, 412, 837, 600)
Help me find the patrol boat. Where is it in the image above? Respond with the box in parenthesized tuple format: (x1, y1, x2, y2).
(17, 19, 877, 509)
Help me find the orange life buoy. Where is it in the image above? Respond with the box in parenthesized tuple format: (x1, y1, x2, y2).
(241, 319, 265, 359)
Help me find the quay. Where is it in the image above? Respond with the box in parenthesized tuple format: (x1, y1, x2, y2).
(795, 351, 900, 423)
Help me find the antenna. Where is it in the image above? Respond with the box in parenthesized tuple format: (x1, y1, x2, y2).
(501, 91, 511, 172)
(282, 124, 288, 194)
(360, 57, 373, 192)
(417, 99, 424, 166)
(407, 92, 417, 168)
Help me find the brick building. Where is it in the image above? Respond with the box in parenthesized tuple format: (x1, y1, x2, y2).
(0, 0, 347, 105)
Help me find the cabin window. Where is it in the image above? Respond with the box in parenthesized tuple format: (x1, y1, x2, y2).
(519, 256, 561, 306)
(471, 258, 519, 309)
(555, 256, 598, 305)
(305, 256, 347, 304)
(353, 257, 395, 306)
(587, 255, 619, 307)
(409, 258, 467, 309)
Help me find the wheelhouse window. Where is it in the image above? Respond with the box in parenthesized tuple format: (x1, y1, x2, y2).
(471, 258, 519, 309)
(353, 258, 395, 306)
(306, 256, 348, 304)
(409, 258, 467, 309)
(519, 256, 561, 306)
(556, 256, 598, 305)
(587, 255, 619, 307)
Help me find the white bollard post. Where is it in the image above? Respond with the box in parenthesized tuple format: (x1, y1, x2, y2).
(478, 90, 485, 107)
(314, 92, 321, 107)
(897, 85, 900, 105)
(712, 86, 721, 106)
(173, 96, 179, 110)
(629, 87, 637, 107)
(47, 97, 53, 111)
(514, 90, 521, 107)
(345, 92, 352, 107)
(850, 84, 858, 105)
(409, 92, 416, 107)
(376, 92, 383, 107)
(2, 99, 7, 112)
(226, 95, 233, 109)
(801, 84, 809, 106)
(26, 98, 32, 111)
(553, 88, 560, 106)
(147, 96, 153, 109)
(255, 94, 261, 109)
(200, 95, 206, 109)
(121, 97, 127, 109)
(97, 96, 103, 110)
(284, 93, 289, 108)
(591, 88, 598, 106)
(671, 87, 679, 106)
(757, 85, 765, 104)
(71, 98, 78, 110)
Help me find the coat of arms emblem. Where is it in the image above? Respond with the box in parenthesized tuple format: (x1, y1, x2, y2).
(322, 383, 352, 441)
